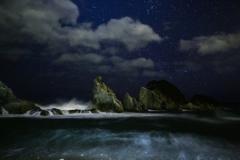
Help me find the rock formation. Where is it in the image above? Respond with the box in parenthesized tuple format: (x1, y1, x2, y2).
(0, 81, 16, 105)
(92, 77, 222, 112)
(0, 81, 37, 114)
(123, 92, 145, 112)
(138, 87, 163, 110)
(91, 76, 124, 113)
(137, 80, 188, 111)
(3, 101, 37, 114)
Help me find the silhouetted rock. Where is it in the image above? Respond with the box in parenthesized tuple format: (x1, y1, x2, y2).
(191, 95, 220, 110)
(92, 76, 124, 113)
(123, 92, 145, 112)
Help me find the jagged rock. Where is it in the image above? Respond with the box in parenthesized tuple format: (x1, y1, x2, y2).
(191, 95, 220, 110)
(3, 101, 38, 114)
(51, 108, 63, 115)
(123, 92, 145, 112)
(92, 76, 124, 113)
(0, 81, 16, 104)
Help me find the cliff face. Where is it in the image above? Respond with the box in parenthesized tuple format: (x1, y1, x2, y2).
(92, 76, 124, 113)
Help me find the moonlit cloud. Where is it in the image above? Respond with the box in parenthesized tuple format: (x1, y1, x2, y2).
(180, 33, 240, 54)
(0, 0, 162, 59)
(95, 17, 162, 51)
(0, 0, 163, 79)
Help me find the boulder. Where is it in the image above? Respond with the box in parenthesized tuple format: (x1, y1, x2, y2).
(123, 92, 145, 112)
(90, 108, 99, 114)
(51, 108, 63, 115)
(92, 76, 124, 113)
(40, 110, 49, 116)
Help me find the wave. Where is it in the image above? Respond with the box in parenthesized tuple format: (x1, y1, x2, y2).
(1, 128, 239, 159)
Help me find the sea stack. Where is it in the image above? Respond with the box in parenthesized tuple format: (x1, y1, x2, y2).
(91, 76, 124, 113)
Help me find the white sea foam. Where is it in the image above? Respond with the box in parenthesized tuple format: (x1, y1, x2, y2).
(38, 98, 89, 110)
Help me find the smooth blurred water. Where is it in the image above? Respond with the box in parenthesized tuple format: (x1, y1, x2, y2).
(0, 111, 240, 160)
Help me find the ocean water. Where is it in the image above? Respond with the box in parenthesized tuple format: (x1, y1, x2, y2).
(0, 111, 240, 160)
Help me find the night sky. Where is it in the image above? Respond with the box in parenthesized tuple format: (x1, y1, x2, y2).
(0, 0, 240, 104)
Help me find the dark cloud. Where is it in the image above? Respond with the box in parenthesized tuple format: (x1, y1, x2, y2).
(54, 53, 105, 64)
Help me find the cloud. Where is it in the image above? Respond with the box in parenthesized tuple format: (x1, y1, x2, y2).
(67, 17, 162, 51)
(212, 54, 240, 74)
(0, 0, 162, 60)
(95, 17, 162, 51)
(0, 0, 164, 80)
(179, 32, 240, 54)
(54, 53, 105, 64)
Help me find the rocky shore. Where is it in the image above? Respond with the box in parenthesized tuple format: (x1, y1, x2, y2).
(0, 77, 225, 116)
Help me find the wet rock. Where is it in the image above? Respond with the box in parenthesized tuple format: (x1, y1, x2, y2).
(51, 108, 63, 115)
(90, 108, 99, 114)
(68, 109, 80, 114)
(40, 110, 49, 116)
